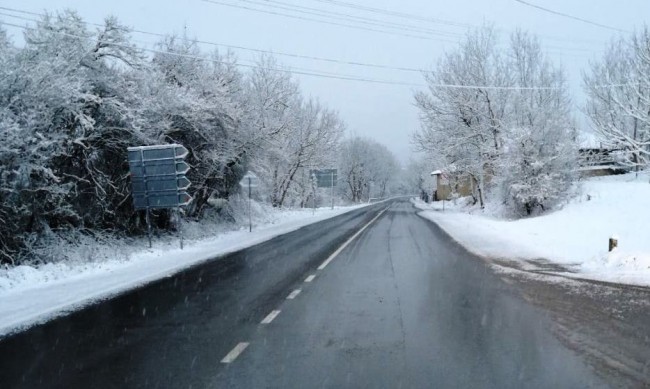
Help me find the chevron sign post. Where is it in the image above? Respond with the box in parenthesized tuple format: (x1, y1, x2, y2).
(128, 144, 192, 249)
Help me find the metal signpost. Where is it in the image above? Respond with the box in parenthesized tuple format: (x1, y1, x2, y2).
(309, 169, 338, 210)
(128, 144, 192, 249)
(239, 171, 259, 232)
(440, 173, 449, 212)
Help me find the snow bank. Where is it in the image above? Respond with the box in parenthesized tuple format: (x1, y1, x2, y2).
(0, 204, 367, 337)
(414, 173, 650, 287)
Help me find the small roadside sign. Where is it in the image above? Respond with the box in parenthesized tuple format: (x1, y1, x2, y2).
(309, 169, 337, 188)
(309, 168, 337, 209)
(239, 171, 259, 188)
(239, 171, 260, 232)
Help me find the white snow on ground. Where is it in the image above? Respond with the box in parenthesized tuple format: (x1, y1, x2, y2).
(0, 204, 367, 337)
(414, 173, 650, 287)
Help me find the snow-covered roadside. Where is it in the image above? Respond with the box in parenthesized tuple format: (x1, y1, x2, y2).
(413, 173, 650, 287)
(0, 204, 367, 337)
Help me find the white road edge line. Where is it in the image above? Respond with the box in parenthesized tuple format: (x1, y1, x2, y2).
(221, 342, 250, 363)
(286, 289, 301, 299)
(260, 309, 281, 324)
(304, 274, 316, 283)
(317, 208, 388, 270)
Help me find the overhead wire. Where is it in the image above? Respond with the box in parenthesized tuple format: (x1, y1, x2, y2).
(0, 4, 599, 63)
(310, 0, 606, 47)
(0, 8, 632, 90)
(308, 0, 472, 29)
(0, 20, 428, 87)
(514, 0, 629, 33)
(0, 5, 595, 81)
(203, 0, 604, 53)
(0, 20, 597, 91)
(235, 0, 462, 38)
(0, 6, 432, 73)
(199, 0, 456, 42)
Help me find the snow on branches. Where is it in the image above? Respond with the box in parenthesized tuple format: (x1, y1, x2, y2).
(584, 28, 650, 173)
(0, 12, 347, 263)
(413, 27, 578, 216)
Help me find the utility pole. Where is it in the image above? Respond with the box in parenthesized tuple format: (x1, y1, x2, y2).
(248, 176, 252, 232)
(331, 170, 334, 210)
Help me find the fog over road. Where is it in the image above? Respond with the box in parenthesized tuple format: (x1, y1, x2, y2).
(0, 199, 607, 388)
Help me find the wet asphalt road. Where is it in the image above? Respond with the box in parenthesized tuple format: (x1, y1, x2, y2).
(0, 199, 604, 388)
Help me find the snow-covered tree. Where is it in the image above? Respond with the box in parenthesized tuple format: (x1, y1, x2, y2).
(0, 11, 148, 261)
(339, 137, 399, 202)
(245, 57, 344, 208)
(584, 28, 650, 173)
(498, 31, 577, 216)
(399, 157, 438, 197)
(413, 27, 578, 215)
(146, 34, 247, 218)
(0, 11, 350, 263)
(413, 26, 510, 207)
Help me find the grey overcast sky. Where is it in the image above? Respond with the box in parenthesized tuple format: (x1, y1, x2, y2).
(2, 0, 649, 162)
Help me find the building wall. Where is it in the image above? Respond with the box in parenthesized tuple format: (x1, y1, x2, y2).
(435, 175, 474, 200)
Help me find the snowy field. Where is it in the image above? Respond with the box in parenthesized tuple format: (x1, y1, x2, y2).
(0, 203, 368, 337)
(414, 173, 650, 287)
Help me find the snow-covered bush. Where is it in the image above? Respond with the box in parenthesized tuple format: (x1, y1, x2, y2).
(0, 11, 346, 264)
(498, 127, 577, 216)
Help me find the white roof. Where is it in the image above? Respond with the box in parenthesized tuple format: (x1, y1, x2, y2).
(430, 170, 443, 175)
(579, 131, 605, 149)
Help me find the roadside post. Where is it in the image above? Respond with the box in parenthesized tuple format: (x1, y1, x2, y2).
(311, 171, 317, 214)
(239, 171, 259, 232)
(128, 144, 192, 249)
(331, 170, 334, 210)
(440, 173, 449, 212)
(609, 235, 619, 252)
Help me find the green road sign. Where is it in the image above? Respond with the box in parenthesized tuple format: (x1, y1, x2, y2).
(310, 169, 338, 188)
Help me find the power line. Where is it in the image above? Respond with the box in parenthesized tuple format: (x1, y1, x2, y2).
(0, 14, 628, 90)
(200, 1, 600, 54)
(0, 21, 560, 90)
(200, 0, 457, 42)
(0, 20, 576, 91)
(310, 0, 607, 48)
(0, 4, 599, 64)
(0, 20, 426, 87)
(0, 4, 596, 81)
(514, 0, 629, 33)
(310, 0, 605, 47)
(239, 0, 461, 38)
(0, 3, 605, 48)
(309, 0, 472, 29)
(0, 6, 432, 73)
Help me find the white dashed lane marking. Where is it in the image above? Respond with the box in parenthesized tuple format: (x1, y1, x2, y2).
(221, 342, 249, 363)
(317, 208, 387, 270)
(286, 289, 301, 299)
(220, 207, 389, 366)
(260, 310, 281, 324)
